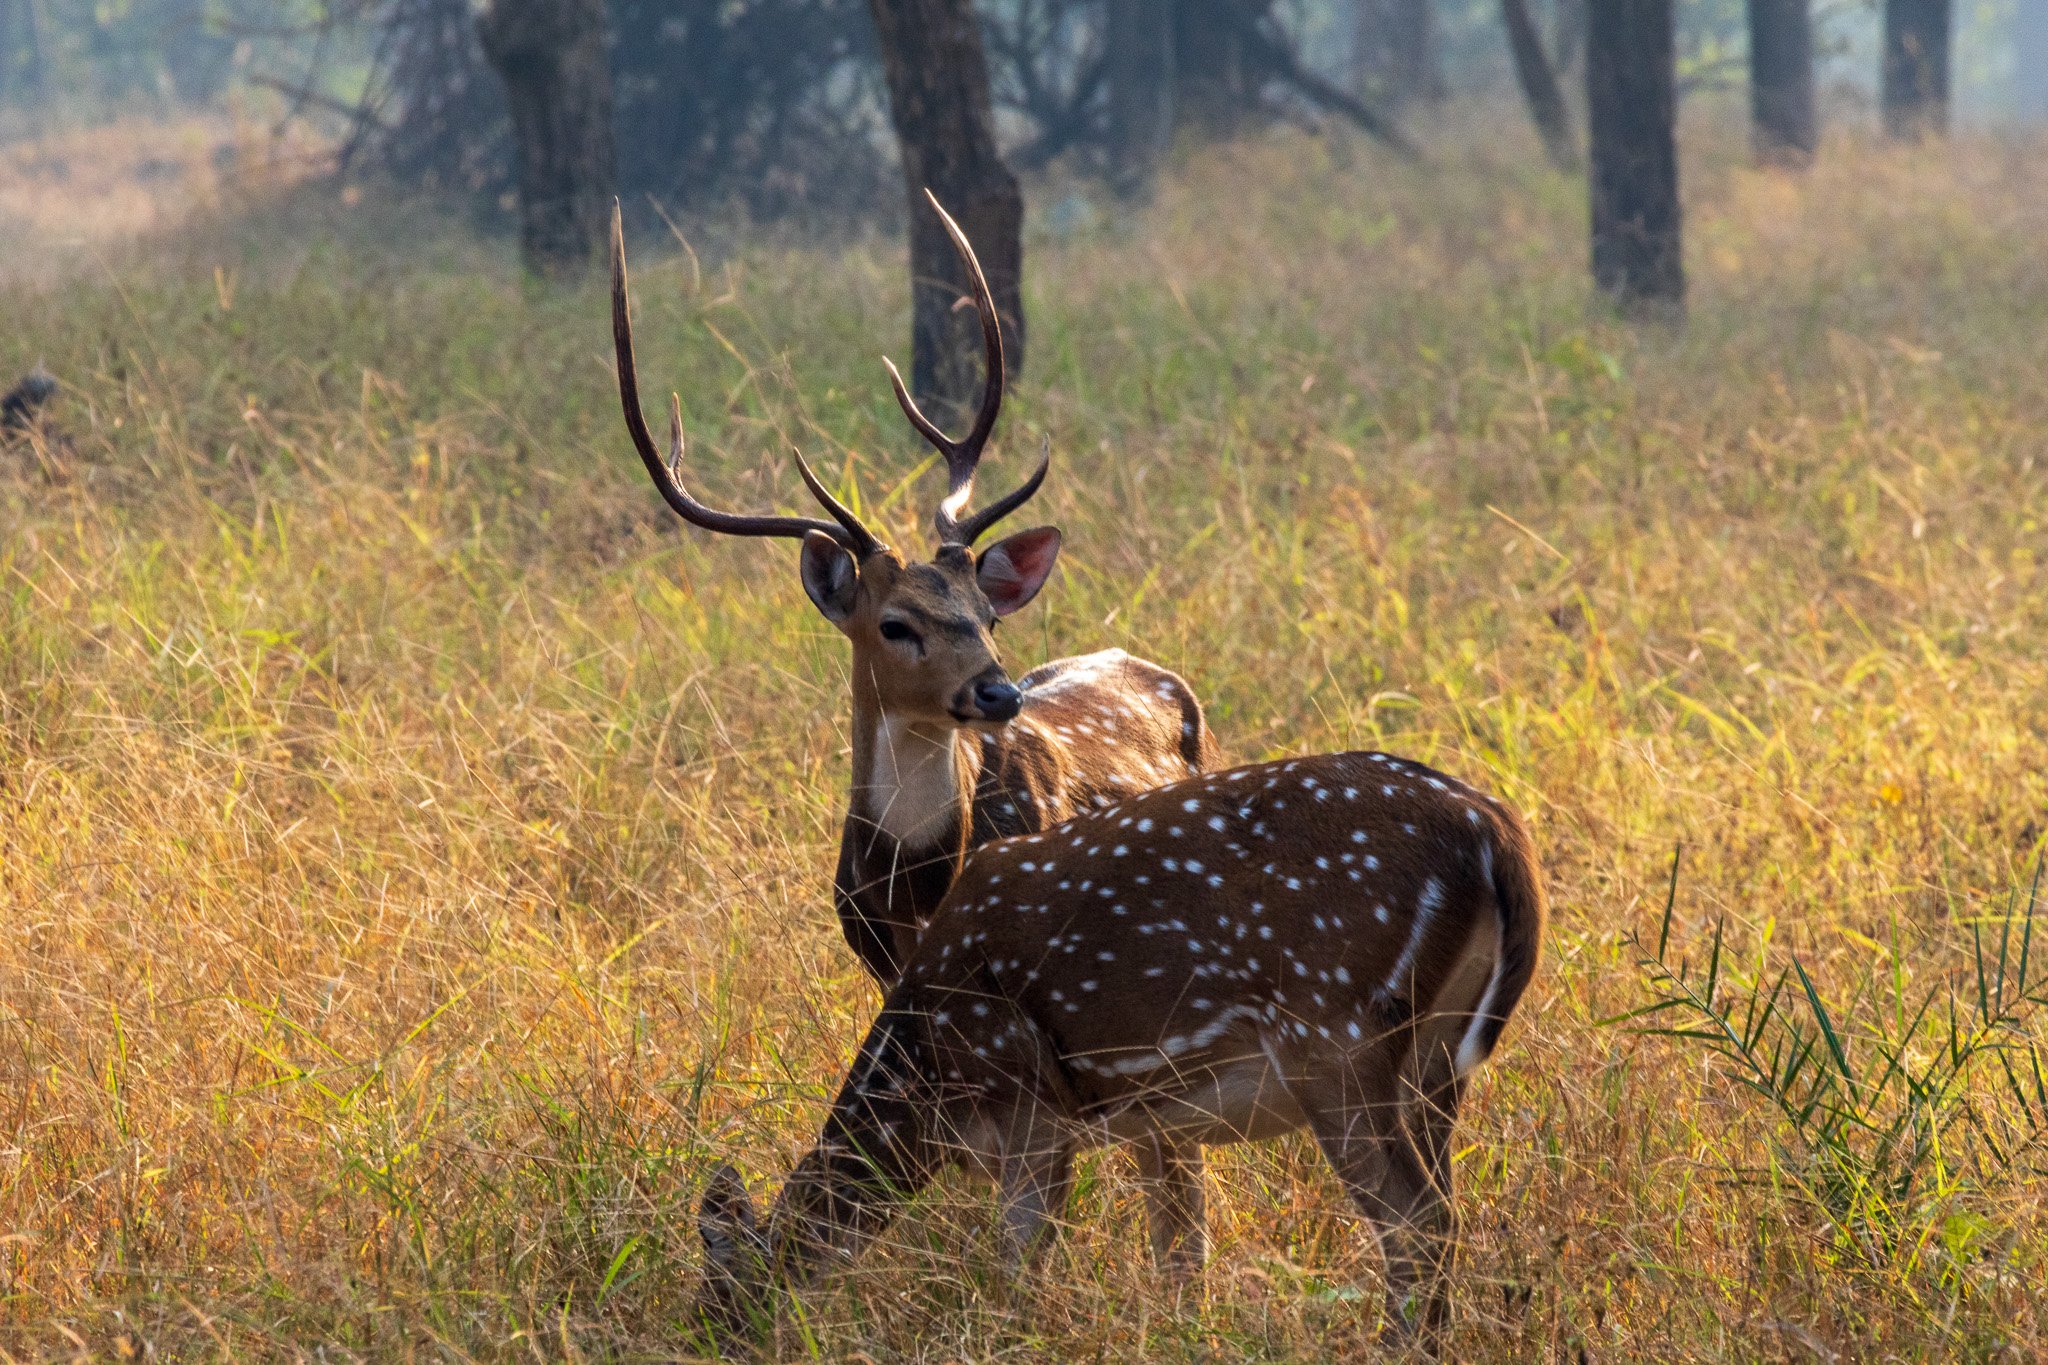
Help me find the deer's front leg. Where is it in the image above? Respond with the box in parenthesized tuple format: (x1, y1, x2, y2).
(996, 1141, 1074, 1277)
(1134, 1130, 1206, 1285)
(834, 838, 907, 986)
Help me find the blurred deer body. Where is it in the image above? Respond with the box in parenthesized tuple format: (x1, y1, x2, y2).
(0, 368, 57, 434)
(694, 751, 1546, 1352)
(610, 195, 1216, 985)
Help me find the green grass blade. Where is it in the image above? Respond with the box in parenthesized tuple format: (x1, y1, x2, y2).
(1793, 956, 1855, 1088)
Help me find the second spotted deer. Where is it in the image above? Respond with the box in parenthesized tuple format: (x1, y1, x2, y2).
(692, 751, 1546, 1354)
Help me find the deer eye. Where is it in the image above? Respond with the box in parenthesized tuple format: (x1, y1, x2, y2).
(879, 619, 920, 645)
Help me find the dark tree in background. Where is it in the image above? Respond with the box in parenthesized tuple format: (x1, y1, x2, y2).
(1881, 0, 1951, 140)
(868, 0, 1026, 410)
(475, 0, 616, 278)
(1500, 0, 1576, 170)
(612, 0, 886, 221)
(1174, 0, 1253, 135)
(1587, 0, 1683, 316)
(1747, 0, 1814, 163)
(377, 0, 509, 194)
(1104, 0, 1175, 199)
(343, 0, 1404, 228)
(1551, 0, 1588, 84)
(1352, 0, 1441, 111)
(989, 0, 1410, 184)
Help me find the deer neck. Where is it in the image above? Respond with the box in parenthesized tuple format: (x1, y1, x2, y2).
(849, 692, 976, 854)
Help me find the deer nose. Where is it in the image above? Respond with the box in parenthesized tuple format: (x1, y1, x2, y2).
(973, 678, 1022, 722)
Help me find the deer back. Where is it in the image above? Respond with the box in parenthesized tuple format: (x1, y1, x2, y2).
(906, 750, 1544, 1113)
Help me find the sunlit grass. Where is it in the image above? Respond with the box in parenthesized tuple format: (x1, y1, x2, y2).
(2, 109, 2046, 1359)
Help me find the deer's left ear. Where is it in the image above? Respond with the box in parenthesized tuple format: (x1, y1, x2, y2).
(977, 526, 1062, 617)
(800, 530, 860, 623)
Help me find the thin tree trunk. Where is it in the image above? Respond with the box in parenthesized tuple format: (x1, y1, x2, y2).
(475, 0, 616, 279)
(1105, 0, 1175, 200)
(868, 0, 1025, 410)
(1353, 0, 1441, 111)
(1501, 0, 1576, 169)
(1587, 0, 1683, 316)
(1881, 0, 1950, 140)
(1748, 0, 1815, 163)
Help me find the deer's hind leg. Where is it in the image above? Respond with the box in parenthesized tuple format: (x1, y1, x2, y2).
(1133, 1130, 1206, 1284)
(1290, 1041, 1457, 1354)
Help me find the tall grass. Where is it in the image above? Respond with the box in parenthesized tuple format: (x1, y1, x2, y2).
(2, 108, 2047, 1359)
(1620, 848, 2047, 1285)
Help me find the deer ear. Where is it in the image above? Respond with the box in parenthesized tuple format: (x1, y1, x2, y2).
(977, 526, 1062, 617)
(799, 530, 859, 622)
(698, 1163, 760, 1263)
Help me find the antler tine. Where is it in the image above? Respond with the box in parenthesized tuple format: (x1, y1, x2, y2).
(789, 446, 884, 554)
(954, 435, 1051, 547)
(926, 190, 1006, 476)
(611, 201, 881, 554)
(881, 190, 1017, 545)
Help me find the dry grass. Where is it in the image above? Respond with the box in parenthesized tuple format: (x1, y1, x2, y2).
(0, 115, 331, 285)
(2, 108, 2047, 1361)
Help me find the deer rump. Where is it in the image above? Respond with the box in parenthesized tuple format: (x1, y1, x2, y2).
(698, 749, 1545, 1348)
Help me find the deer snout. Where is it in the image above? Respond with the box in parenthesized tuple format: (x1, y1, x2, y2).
(962, 674, 1023, 724)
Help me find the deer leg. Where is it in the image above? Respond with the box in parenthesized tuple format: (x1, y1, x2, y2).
(996, 1140, 1073, 1277)
(1296, 1055, 1457, 1354)
(1407, 1036, 1467, 1221)
(1132, 1130, 1206, 1284)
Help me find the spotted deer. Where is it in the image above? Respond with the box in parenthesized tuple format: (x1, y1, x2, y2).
(611, 197, 1219, 987)
(692, 750, 1545, 1354)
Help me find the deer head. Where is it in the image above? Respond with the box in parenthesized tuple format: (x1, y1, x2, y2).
(611, 196, 1060, 731)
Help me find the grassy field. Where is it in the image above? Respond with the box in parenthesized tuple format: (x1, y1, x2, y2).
(3, 111, 2047, 1361)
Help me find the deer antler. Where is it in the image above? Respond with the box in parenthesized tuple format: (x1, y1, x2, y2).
(612, 202, 884, 557)
(883, 190, 1048, 547)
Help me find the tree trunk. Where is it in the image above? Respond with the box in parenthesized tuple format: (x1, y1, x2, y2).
(1501, 0, 1576, 169)
(1175, 0, 1254, 136)
(1587, 0, 1683, 316)
(1881, 0, 1950, 140)
(1105, 0, 1175, 200)
(475, 0, 616, 279)
(1747, 0, 1815, 163)
(1552, 0, 1588, 83)
(1353, 0, 1441, 111)
(868, 0, 1025, 411)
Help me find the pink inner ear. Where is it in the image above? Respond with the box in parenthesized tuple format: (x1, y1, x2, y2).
(981, 527, 1061, 615)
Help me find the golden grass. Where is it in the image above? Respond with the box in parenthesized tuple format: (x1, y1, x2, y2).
(2, 107, 2046, 1360)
